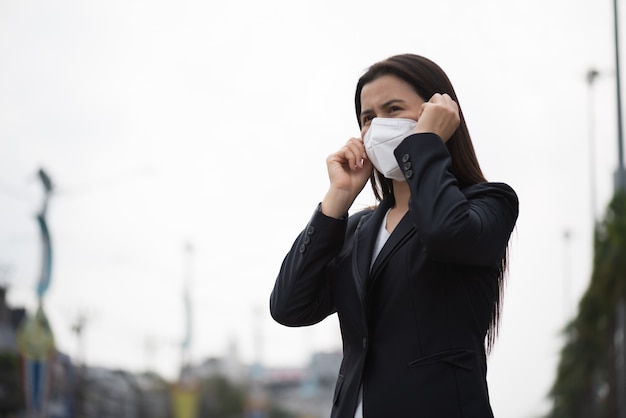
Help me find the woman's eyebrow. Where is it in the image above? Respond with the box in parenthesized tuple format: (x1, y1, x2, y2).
(381, 99, 406, 107)
(360, 99, 407, 120)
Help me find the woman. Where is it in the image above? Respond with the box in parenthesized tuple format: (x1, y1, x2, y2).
(270, 54, 518, 417)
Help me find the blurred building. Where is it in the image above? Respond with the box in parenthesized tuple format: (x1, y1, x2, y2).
(1, 289, 343, 418)
(265, 350, 342, 418)
(0, 288, 173, 418)
(0, 286, 26, 415)
(185, 340, 247, 385)
(182, 344, 341, 418)
(77, 368, 172, 418)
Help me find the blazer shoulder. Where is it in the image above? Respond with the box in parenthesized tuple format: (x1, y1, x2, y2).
(463, 182, 518, 209)
(347, 206, 375, 228)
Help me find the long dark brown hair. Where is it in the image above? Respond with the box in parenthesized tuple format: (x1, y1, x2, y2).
(355, 54, 507, 351)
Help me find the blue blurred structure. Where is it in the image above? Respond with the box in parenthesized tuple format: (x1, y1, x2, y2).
(16, 168, 57, 417)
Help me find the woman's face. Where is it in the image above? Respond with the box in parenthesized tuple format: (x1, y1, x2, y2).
(359, 74, 425, 138)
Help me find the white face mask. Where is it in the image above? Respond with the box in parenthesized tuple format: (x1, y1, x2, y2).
(363, 117, 417, 181)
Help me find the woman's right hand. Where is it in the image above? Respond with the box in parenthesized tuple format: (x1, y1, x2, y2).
(321, 137, 372, 218)
(414, 93, 460, 143)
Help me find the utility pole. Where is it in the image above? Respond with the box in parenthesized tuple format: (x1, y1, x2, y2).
(180, 242, 194, 382)
(587, 69, 600, 225)
(614, 0, 626, 192)
(562, 229, 572, 322)
(71, 314, 88, 418)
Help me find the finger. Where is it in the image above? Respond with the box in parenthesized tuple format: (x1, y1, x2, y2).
(441, 93, 458, 108)
(346, 136, 364, 147)
(442, 95, 459, 116)
(339, 143, 360, 170)
(345, 138, 366, 167)
(430, 93, 456, 108)
(429, 93, 443, 103)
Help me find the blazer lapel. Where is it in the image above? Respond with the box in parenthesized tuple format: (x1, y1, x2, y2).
(369, 211, 416, 289)
(352, 198, 393, 307)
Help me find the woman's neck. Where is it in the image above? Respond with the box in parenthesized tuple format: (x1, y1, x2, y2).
(392, 180, 410, 211)
(385, 180, 410, 233)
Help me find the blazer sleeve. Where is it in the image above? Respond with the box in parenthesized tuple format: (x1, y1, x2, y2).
(394, 133, 519, 266)
(270, 205, 348, 327)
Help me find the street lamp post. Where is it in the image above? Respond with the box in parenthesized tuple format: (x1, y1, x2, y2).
(613, 1, 626, 417)
(587, 69, 600, 226)
(614, 0, 626, 192)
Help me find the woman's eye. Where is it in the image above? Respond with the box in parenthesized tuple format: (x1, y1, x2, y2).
(389, 106, 401, 112)
(362, 115, 374, 124)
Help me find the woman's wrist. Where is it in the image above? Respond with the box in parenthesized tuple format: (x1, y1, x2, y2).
(321, 188, 354, 218)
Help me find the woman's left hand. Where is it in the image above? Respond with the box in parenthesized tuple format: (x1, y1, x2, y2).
(414, 93, 460, 143)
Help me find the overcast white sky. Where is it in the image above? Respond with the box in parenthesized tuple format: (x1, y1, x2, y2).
(1, 0, 623, 416)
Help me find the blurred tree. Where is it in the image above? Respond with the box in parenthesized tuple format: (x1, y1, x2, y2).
(267, 405, 298, 418)
(195, 375, 299, 418)
(547, 191, 626, 417)
(198, 375, 245, 418)
(0, 352, 24, 415)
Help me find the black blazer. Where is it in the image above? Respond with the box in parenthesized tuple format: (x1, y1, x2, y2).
(270, 133, 519, 417)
